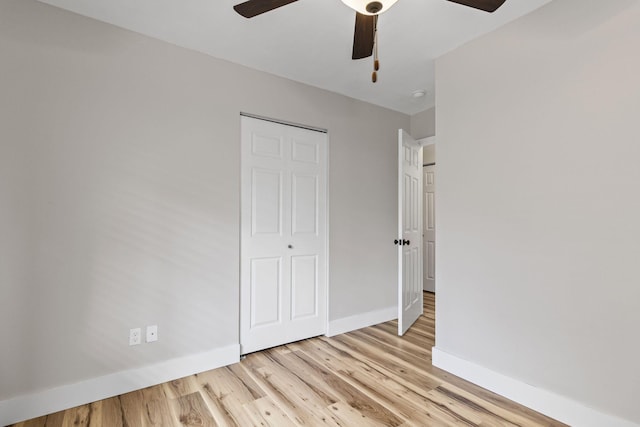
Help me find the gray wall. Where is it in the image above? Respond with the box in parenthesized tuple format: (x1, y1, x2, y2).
(0, 0, 408, 402)
(411, 107, 436, 164)
(410, 107, 435, 140)
(435, 0, 640, 423)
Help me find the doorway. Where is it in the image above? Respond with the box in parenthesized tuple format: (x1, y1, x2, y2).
(423, 164, 435, 292)
(421, 137, 435, 293)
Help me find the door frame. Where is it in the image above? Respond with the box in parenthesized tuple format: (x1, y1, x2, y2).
(419, 136, 436, 293)
(239, 113, 331, 353)
(418, 137, 436, 147)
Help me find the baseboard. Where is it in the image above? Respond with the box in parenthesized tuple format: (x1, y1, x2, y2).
(327, 306, 396, 337)
(0, 344, 240, 426)
(432, 347, 637, 427)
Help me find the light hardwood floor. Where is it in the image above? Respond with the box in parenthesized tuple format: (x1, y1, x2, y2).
(11, 293, 564, 426)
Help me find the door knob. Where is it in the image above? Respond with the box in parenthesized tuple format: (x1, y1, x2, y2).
(403, 239, 410, 245)
(394, 239, 400, 245)
(288, 244, 293, 249)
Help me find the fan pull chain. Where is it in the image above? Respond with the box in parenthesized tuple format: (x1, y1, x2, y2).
(372, 15, 379, 83)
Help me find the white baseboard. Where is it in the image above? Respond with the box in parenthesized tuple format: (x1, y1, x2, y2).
(327, 306, 396, 337)
(432, 347, 637, 427)
(0, 344, 240, 426)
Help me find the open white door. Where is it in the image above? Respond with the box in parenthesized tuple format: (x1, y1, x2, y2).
(398, 130, 423, 336)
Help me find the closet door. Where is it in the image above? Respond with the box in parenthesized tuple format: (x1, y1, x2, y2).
(240, 116, 327, 354)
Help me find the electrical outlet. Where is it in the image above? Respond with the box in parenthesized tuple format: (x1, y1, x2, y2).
(129, 328, 141, 346)
(146, 325, 158, 343)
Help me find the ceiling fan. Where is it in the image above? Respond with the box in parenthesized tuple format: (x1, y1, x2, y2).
(233, 0, 507, 82)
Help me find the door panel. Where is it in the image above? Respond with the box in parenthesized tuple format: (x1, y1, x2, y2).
(403, 175, 411, 227)
(252, 169, 282, 235)
(250, 257, 282, 327)
(252, 133, 283, 158)
(398, 130, 423, 336)
(292, 174, 318, 235)
(291, 255, 318, 319)
(241, 116, 327, 354)
(292, 139, 319, 163)
(411, 174, 419, 231)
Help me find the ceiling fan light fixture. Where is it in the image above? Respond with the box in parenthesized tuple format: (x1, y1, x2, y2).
(341, 0, 399, 15)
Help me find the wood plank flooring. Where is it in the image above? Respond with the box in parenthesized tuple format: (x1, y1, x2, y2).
(10, 293, 565, 426)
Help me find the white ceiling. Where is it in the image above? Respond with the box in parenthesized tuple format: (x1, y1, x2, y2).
(38, 0, 552, 114)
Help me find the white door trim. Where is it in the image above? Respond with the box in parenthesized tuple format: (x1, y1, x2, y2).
(240, 112, 328, 133)
(324, 132, 331, 340)
(418, 136, 436, 147)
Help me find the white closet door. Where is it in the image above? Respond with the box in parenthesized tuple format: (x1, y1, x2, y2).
(240, 116, 327, 354)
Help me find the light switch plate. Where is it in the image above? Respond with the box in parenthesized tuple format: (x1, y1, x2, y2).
(146, 325, 158, 343)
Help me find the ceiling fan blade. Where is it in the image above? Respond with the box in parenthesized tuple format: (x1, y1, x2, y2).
(352, 12, 376, 60)
(446, 0, 507, 13)
(233, 0, 298, 18)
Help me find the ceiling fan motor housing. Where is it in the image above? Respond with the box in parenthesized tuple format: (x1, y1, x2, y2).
(341, 0, 399, 15)
(366, 1, 383, 13)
